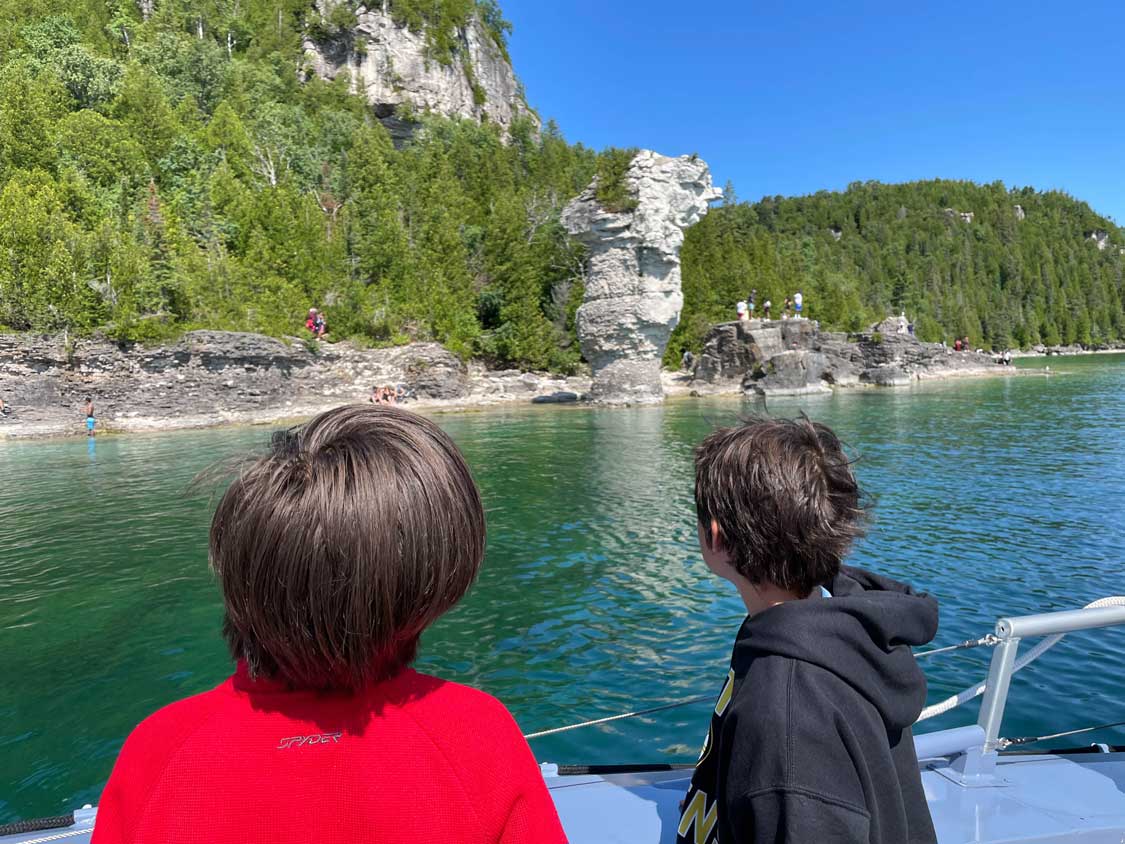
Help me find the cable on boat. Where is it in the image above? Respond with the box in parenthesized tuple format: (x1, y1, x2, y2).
(914, 634, 1000, 658)
(524, 634, 998, 739)
(524, 695, 715, 740)
(525, 596, 1125, 739)
(998, 719, 1125, 749)
(916, 595, 1125, 723)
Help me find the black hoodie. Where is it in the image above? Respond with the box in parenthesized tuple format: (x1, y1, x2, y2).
(676, 567, 939, 844)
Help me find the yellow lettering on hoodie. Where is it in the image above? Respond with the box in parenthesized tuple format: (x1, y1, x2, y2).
(677, 788, 718, 844)
(714, 668, 735, 716)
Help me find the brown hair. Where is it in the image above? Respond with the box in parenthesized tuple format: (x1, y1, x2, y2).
(694, 415, 865, 597)
(209, 404, 485, 691)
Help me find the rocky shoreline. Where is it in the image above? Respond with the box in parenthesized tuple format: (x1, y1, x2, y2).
(0, 332, 590, 440)
(0, 322, 1085, 440)
(1012, 344, 1125, 357)
(684, 317, 1018, 396)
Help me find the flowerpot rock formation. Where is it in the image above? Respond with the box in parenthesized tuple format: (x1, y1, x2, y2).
(561, 151, 721, 403)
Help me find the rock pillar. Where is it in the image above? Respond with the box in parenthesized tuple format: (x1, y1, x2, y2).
(561, 151, 721, 403)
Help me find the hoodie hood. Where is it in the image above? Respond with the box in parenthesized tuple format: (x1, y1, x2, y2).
(731, 566, 939, 731)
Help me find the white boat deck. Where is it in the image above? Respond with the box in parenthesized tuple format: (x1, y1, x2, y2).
(4, 748, 1123, 844)
(547, 750, 1125, 843)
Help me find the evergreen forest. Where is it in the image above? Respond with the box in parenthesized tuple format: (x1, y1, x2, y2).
(0, 0, 598, 370)
(0, 0, 1122, 373)
(673, 180, 1125, 362)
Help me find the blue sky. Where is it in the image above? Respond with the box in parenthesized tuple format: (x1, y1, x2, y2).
(502, 1, 1125, 222)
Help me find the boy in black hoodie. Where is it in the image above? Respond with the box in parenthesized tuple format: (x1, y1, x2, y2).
(677, 416, 939, 844)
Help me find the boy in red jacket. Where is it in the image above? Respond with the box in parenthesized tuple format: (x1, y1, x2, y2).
(93, 405, 567, 844)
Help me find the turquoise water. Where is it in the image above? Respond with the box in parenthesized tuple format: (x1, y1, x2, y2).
(2, 354, 1124, 822)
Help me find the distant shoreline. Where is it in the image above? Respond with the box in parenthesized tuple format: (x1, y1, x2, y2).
(1, 329, 1119, 443)
(1010, 347, 1125, 359)
(0, 359, 1057, 443)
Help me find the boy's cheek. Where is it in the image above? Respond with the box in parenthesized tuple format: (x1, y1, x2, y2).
(696, 521, 738, 580)
(698, 542, 736, 580)
(705, 555, 737, 581)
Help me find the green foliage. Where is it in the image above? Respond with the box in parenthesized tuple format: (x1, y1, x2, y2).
(111, 64, 180, 166)
(463, 57, 486, 107)
(594, 147, 638, 213)
(476, 0, 511, 55)
(669, 179, 1125, 363)
(12, 0, 1115, 376)
(17, 16, 122, 107)
(56, 110, 148, 189)
(0, 169, 103, 330)
(0, 0, 597, 369)
(305, 0, 358, 42)
(0, 64, 65, 176)
(325, 2, 358, 33)
(383, 0, 509, 64)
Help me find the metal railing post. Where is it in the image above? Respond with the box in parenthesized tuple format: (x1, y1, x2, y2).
(938, 600, 1125, 787)
(974, 634, 1020, 774)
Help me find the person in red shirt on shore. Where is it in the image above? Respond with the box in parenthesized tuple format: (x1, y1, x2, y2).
(305, 307, 327, 337)
(92, 404, 567, 844)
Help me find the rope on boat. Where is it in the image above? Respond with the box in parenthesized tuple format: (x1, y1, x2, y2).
(6, 831, 93, 844)
(998, 719, 1125, 749)
(525, 596, 1125, 739)
(0, 814, 75, 837)
(916, 595, 1125, 723)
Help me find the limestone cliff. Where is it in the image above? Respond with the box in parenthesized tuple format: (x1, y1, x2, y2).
(303, 2, 537, 143)
(562, 151, 721, 403)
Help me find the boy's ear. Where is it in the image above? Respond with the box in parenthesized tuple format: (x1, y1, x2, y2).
(709, 519, 725, 552)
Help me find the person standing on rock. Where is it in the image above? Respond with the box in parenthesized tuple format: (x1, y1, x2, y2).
(84, 397, 95, 438)
(783, 297, 792, 319)
(306, 308, 327, 339)
(748, 289, 757, 320)
(763, 299, 772, 321)
(736, 300, 749, 321)
(794, 289, 804, 318)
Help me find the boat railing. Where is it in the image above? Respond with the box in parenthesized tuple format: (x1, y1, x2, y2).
(527, 597, 1125, 784)
(947, 600, 1125, 784)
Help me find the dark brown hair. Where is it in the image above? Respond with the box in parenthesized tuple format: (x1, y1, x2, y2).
(209, 404, 485, 691)
(694, 415, 866, 597)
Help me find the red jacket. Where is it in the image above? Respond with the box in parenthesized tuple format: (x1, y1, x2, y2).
(92, 664, 567, 844)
